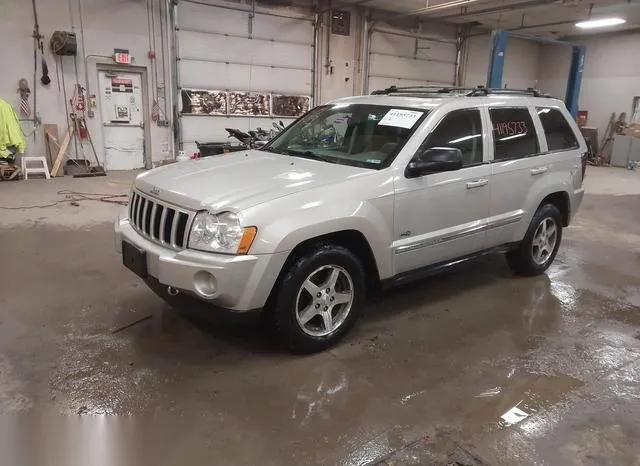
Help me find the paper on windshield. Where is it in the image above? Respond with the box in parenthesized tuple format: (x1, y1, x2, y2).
(378, 109, 423, 129)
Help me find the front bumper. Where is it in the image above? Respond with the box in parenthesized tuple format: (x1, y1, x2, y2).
(115, 209, 288, 311)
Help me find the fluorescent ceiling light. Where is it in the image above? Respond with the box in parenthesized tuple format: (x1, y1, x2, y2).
(576, 17, 626, 29)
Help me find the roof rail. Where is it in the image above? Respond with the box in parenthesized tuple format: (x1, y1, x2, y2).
(466, 86, 548, 97)
(371, 86, 477, 95)
(371, 85, 549, 98)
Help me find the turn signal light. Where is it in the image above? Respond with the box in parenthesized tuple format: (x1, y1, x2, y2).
(238, 227, 257, 255)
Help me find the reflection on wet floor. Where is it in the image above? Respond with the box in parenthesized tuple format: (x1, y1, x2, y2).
(470, 372, 584, 430)
(1, 191, 640, 465)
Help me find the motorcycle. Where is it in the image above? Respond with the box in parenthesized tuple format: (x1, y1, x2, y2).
(195, 121, 288, 158)
(225, 121, 287, 149)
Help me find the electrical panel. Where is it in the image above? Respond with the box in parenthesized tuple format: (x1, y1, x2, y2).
(331, 10, 351, 36)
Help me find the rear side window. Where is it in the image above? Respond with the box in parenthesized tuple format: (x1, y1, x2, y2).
(489, 107, 539, 160)
(537, 107, 579, 151)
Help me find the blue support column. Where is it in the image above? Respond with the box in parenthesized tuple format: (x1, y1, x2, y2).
(565, 45, 585, 118)
(486, 29, 509, 89)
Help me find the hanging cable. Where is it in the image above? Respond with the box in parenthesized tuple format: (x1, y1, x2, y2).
(78, 0, 89, 93)
(59, 58, 80, 163)
(146, 0, 157, 105)
(151, 0, 159, 102)
(158, 0, 168, 119)
(31, 0, 41, 138)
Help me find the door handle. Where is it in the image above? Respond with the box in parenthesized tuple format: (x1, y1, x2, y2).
(466, 179, 489, 189)
(530, 166, 549, 176)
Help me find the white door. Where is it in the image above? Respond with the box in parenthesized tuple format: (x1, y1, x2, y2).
(367, 26, 457, 93)
(393, 108, 491, 274)
(175, 1, 314, 156)
(98, 71, 145, 170)
(484, 105, 550, 248)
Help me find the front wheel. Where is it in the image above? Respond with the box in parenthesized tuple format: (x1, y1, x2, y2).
(274, 244, 366, 353)
(506, 204, 563, 276)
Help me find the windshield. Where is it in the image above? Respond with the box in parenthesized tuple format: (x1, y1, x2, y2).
(264, 104, 428, 169)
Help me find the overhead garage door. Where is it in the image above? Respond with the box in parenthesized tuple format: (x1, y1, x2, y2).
(366, 27, 458, 94)
(175, 0, 315, 155)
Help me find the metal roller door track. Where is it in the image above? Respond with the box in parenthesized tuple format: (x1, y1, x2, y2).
(181, 0, 314, 22)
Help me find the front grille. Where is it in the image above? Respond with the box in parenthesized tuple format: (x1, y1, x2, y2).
(129, 191, 192, 249)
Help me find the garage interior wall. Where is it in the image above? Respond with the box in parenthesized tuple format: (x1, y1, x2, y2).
(3, 0, 639, 164)
(538, 31, 640, 139)
(462, 34, 542, 89)
(0, 0, 172, 167)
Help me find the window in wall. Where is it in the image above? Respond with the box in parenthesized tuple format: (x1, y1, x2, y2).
(420, 109, 484, 166)
(537, 107, 579, 151)
(489, 107, 539, 160)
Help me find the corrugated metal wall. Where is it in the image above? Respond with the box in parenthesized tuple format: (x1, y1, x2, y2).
(366, 26, 458, 93)
(175, 0, 315, 155)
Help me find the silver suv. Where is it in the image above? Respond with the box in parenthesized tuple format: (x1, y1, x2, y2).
(116, 87, 586, 352)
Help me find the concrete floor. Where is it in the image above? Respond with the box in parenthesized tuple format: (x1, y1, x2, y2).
(0, 167, 639, 465)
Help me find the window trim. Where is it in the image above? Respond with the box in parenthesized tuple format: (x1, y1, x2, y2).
(410, 107, 487, 172)
(535, 106, 580, 153)
(487, 105, 543, 162)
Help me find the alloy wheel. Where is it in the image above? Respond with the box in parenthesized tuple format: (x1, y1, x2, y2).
(531, 217, 558, 265)
(295, 265, 354, 337)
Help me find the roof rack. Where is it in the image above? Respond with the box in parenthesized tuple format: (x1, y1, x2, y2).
(466, 86, 548, 97)
(371, 86, 476, 95)
(371, 85, 549, 98)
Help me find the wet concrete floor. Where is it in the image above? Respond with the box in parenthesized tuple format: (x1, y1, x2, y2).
(0, 168, 639, 465)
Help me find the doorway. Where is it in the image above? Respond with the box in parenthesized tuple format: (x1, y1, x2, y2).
(97, 68, 149, 170)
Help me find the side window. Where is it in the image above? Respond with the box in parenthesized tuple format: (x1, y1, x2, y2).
(420, 109, 483, 166)
(489, 107, 539, 160)
(537, 107, 579, 151)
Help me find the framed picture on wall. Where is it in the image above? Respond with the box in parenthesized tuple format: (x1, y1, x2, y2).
(228, 92, 270, 116)
(181, 89, 227, 115)
(272, 95, 310, 118)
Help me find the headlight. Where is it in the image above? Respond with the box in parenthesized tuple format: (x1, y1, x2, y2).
(188, 211, 257, 255)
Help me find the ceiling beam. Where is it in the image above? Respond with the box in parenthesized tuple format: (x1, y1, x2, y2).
(434, 0, 558, 21)
(385, 0, 483, 21)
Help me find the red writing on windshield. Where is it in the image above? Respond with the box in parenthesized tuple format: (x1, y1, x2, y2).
(493, 121, 528, 136)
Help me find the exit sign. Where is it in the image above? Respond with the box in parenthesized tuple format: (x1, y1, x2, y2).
(113, 48, 131, 64)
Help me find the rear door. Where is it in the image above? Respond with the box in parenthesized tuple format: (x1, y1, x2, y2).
(484, 104, 549, 248)
(535, 106, 584, 203)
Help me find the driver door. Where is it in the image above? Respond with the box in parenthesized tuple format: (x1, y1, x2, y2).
(393, 108, 492, 274)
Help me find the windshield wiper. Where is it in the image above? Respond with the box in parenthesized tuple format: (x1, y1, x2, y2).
(283, 149, 337, 164)
(260, 146, 282, 154)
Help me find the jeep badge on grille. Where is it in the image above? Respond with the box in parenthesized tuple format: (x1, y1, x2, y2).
(150, 186, 161, 195)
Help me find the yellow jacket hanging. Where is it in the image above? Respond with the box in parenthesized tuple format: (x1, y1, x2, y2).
(0, 98, 27, 158)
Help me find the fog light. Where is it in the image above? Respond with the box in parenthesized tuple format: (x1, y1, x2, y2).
(193, 271, 217, 298)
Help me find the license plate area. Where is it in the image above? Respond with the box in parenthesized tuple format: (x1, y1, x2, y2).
(122, 241, 148, 279)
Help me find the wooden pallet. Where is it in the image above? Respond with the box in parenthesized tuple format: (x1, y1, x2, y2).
(50, 124, 74, 177)
(0, 164, 21, 180)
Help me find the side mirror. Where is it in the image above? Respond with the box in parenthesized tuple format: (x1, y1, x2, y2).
(405, 147, 463, 178)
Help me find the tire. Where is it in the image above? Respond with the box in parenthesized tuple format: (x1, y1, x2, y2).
(506, 203, 563, 276)
(274, 244, 366, 353)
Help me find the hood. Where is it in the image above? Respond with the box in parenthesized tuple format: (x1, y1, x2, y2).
(135, 150, 371, 212)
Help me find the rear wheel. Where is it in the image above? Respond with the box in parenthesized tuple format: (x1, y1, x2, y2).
(274, 244, 366, 353)
(506, 204, 563, 276)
